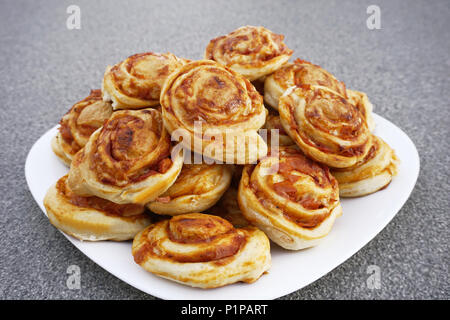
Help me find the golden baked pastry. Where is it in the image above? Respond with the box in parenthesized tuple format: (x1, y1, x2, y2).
(278, 85, 372, 168)
(132, 213, 270, 288)
(160, 60, 268, 164)
(147, 163, 234, 215)
(52, 90, 113, 166)
(347, 89, 376, 131)
(210, 187, 250, 228)
(102, 52, 187, 110)
(205, 26, 293, 81)
(263, 59, 347, 110)
(264, 59, 376, 131)
(44, 175, 151, 241)
(331, 135, 399, 197)
(263, 114, 294, 146)
(238, 146, 342, 250)
(68, 108, 183, 204)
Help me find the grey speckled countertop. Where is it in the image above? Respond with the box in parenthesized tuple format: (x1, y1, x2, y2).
(0, 0, 448, 300)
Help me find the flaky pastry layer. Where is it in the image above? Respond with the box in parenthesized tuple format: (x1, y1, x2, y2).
(44, 176, 151, 241)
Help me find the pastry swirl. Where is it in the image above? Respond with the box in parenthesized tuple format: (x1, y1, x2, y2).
(68, 108, 183, 204)
(160, 60, 268, 164)
(331, 135, 399, 197)
(148, 163, 234, 215)
(44, 175, 151, 241)
(278, 85, 372, 168)
(264, 59, 347, 110)
(102, 52, 187, 110)
(205, 26, 293, 81)
(132, 213, 270, 288)
(238, 146, 342, 250)
(346, 89, 376, 131)
(52, 90, 113, 166)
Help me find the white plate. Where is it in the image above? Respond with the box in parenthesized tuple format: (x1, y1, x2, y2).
(25, 113, 419, 300)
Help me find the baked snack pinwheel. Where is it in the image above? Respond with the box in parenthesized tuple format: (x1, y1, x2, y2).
(160, 60, 268, 164)
(210, 187, 250, 228)
(263, 114, 294, 146)
(264, 59, 376, 131)
(278, 85, 373, 168)
(67, 108, 184, 204)
(331, 135, 399, 197)
(238, 146, 342, 250)
(147, 163, 234, 215)
(44, 175, 151, 241)
(205, 26, 293, 81)
(263, 59, 347, 110)
(102, 52, 187, 110)
(346, 89, 376, 131)
(132, 213, 270, 288)
(52, 90, 113, 166)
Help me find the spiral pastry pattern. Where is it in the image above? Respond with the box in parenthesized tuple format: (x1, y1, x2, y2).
(346, 89, 376, 131)
(278, 85, 372, 168)
(205, 26, 293, 81)
(52, 90, 113, 166)
(68, 108, 183, 204)
(160, 60, 268, 164)
(147, 163, 234, 215)
(132, 213, 271, 288)
(264, 59, 347, 110)
(102, 52, 187, 110)
(238, 146, 342, 250)
(44, 175, 151, 241)
(331, 135, 399, 197)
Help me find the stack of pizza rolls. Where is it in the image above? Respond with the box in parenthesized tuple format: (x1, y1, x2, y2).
(44, 25, 399, 289)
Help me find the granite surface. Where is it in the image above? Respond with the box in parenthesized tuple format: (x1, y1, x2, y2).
(0, 0, 448, 300)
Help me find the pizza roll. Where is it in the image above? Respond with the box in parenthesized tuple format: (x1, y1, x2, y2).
(160, 60, 268, 164)
(278, 85, 373, 168)
(263, 114, 295, 146)
(68, 108, 183, 204)
(147, 163, 234, 215)
(52, 90, 113, 166)
(205, 26, 293, 81)
(331, 135, 399, 197)
(264, 59, 347, 110)
(238, 146, 342, 250)
(132, 213, 271, 288)
(102, 52, 187, 110)
(210, 187, 250, 228)
(346, 89, 376, 131)
(44, 175, 151, 241)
